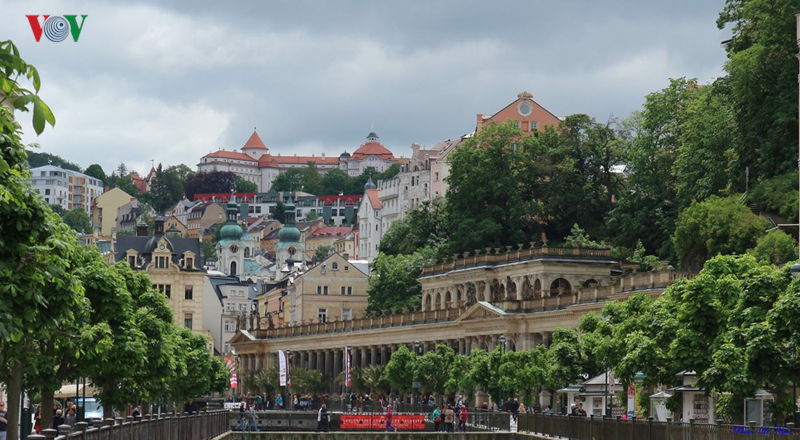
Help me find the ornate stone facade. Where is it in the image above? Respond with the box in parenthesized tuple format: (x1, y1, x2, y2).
(231, 245, 694, 401)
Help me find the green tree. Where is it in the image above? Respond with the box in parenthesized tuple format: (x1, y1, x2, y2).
(0, 40, 73, 440)
(320, 169, 351, 195)
(272, 201, 287, 222)
(234, 176, 258, 193)
(145, 164, 186, 213)
(379, 199, 448, 256)
(366, 249, 435, 314)
(672, 195, 768, 269)
(168, 164, 194, 184)
(25, 151, 80, 172)
(315, 244, 333, 261)
(607, 78, 700, 258)
(444, 121, 543, 254)
(384, 345, 416, 396)
(563, 224, 605, 249)
(749, 229, 798, 264)
(184, 171, 237, 200)
(674, 79, 738, 208)
(272, 169, 307, 192)
(115, 175, 140, 197)
(545, 328, 584, 391)
(61, 208, 91, 233)
(748, 172, 798, 222)
(83, 163, 109, 186)
(414, 344, 455, 396)
(718, 0, 799, 180)
(362, 365, 391, 396)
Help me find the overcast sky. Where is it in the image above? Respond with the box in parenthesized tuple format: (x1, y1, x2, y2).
(6, 0, 730, 174)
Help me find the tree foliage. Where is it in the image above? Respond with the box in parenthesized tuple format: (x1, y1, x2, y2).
(60, 207, 91, 233)
(184, 170, 237, 200)
(144, 164, 186, 214)
(366, 249, 436, 315)
(83, 163, 109, 186)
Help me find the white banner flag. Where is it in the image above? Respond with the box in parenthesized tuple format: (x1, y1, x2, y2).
(278, 350, 287, 386)
(345, 346, 352, 387)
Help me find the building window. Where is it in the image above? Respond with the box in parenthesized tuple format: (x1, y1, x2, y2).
(344, 266, 349, 272)
(342, 308, 352, 320)
(323, 286, 329, 295)
(332, 262, 339, 270)
(185, 257, 193, 268)
(341, 286, 346, 295)
(317, 286, 322, 295)
(156, 284, 171, 298)
(185, 285, 193, 300)
(224, 320, 235, 332)
(318, 308, 328, 323)
(227, 303, 235, 312)
(184, 314, 193, 329)
(240, 303, 248, 311)
(128, 255, 136, 268)
(224, 343, 230, 353)
(348, 286, 353, 295)
(45, 189, 50, 195)
(530, 121, 538, 131)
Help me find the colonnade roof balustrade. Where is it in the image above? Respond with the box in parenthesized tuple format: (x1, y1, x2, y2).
(247, 269, 695, 342)
(421, 245, 615, 277)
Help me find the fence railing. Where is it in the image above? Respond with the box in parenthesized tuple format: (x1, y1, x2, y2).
(517, 414, 800, 440)
(33, 410, 229, 440)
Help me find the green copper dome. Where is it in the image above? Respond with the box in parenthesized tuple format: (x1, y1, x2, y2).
(220, 223, 244, 240)
(278, 226, 301, 242)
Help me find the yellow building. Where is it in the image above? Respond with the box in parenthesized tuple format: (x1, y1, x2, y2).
(91, 187, 134, 236)
(115, 218, 207, 337)
(164, 214, 188, 237)
(305, 226, 352, 260)
(333, 232, 356, 260)
(187, 202, 224, 238)
(284, 253, 368, 325)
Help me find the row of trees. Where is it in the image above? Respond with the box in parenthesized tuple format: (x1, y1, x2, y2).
(374, 254, 800, 422)
(271, 163, 400, 195)
(0, 41, 229, 440)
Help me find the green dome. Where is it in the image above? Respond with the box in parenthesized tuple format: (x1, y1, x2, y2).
(220, 223, 244, 240)
(278, 226, 301, 243)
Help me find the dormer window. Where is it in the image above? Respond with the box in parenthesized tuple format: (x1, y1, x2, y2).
(332, 262, 339, 271)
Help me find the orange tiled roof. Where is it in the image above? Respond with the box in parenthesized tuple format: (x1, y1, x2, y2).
(202, 150, 256, 161)
(257, 154, 281, 169)
(272, 155, 340, 165)
(351, 142, 396, 160)
(366, 189, 381, 209)
(309, 226, 352, 238)
(242, 130, 268, 150)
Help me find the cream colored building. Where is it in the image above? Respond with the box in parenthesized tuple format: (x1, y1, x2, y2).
(115, 219, 208, 338)
(285, 253, 368, 325)
(232, 245, 694, 403)
(305, 226, 352, 260)
(187, 202, 224, 238)
(333, 232, 356, 259)
(91, 187, 134, 236)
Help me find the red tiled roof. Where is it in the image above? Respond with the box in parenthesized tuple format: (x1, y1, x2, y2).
(366, 189, 381, 209)
(274, 155, 340, 165)
(202, 150, 257, 161)
(317, 194, 363, 205)
(129, 172, 143, 182)
(193, 193, 257, 202)
(257, 154, 281, 168)
(242, 130, 268, 150)
(309, 226, 353, 238)
(351, 142, 396, 160)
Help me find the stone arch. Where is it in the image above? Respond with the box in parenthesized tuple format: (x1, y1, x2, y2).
(521, 276, 534, 300)
(456, 287, 463, 307)
(445, 291, 453, 309)
(550, 278, 572, 296)
(230, 261, 237, 277)
(533, 278, 542, 299)
(434, 291, 442, 310)
(583, 279, 599, 288)
(424, 293, 432, 311)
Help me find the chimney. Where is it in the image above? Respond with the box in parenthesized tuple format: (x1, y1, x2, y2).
(136, 220, 148, 237)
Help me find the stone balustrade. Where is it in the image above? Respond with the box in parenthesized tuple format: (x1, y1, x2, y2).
(422, 246, 614, 276)
(35, 411, 229, 440)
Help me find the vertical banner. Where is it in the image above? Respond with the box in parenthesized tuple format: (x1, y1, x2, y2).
(287, 350, 292, 387)
(345, 346, 352, 387)
(278, 350, 287, 386)
(627, 384, 635, 418)
(231, 372, 238, 389)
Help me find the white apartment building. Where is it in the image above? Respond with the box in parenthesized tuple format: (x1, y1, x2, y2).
(203, 275, 259, 355)
(29, 165, 104, 215)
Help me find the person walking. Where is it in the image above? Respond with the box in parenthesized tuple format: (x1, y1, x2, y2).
(0, 401, 8, 440)
(431, 405, 442, 432)
(458, 405, 468, 433)
(52, 409, 65, 429)
(385, 404, 397, 432)
(444, 405, 455, 433)
(316, 404, 329, 432)
(247, 406, 259, 432)
(65, 406, 78, 431)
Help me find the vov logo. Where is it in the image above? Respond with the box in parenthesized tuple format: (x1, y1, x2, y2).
(26, 15, 88, 42)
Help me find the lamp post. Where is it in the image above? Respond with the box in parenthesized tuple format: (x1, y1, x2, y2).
(413, 342, 421, 406)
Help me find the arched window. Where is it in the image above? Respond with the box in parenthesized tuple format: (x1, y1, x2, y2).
(550, 278, 571, 295)
(332, 262, 339, 270)
(244, 247, 250, 258)
(230, 261, 237, 277)
(424, 294, 432, 311)
(583, 279, 599, 288)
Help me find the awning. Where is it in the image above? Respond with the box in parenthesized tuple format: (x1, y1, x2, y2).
(650, 391, 672, 399)
(53, 383, 97, 399)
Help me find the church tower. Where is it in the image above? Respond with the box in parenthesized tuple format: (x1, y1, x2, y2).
(218, 196, 245, 277)
(275, 197, 304, 273)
